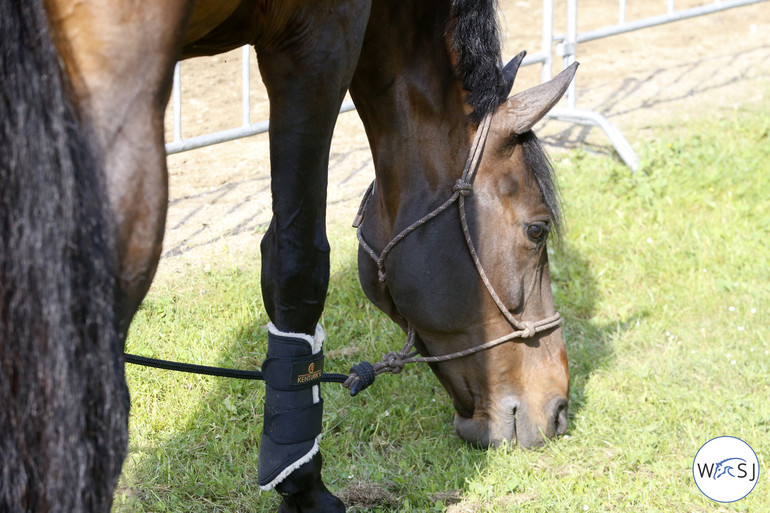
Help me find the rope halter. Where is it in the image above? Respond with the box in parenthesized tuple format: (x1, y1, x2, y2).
(347, 112, 562, 396)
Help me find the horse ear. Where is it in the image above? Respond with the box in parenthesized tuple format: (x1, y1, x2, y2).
(497, 62, 579, 135)
(502, 51, 527, 96)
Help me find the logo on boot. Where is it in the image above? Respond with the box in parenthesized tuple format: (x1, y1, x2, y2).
(292, 356, 324, 386)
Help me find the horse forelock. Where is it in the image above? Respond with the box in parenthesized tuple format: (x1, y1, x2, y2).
(448, 2, 560, 231)
(450, 0, 508, 123)
(520, 131, 564, 240)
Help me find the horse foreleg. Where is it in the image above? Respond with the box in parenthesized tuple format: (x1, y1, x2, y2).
(254, 1, 371, 511)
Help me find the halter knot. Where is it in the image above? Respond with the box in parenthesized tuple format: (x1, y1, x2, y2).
(453, 179, 472, 196)
(520, 321, 536, 338)
(377, 264, 387, 283)
(380, 351, 407, 374)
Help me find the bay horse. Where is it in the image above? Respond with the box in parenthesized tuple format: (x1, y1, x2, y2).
(0, 0, 575, 511)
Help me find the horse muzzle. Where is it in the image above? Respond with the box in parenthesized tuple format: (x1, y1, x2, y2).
(453, 395, 568, 449)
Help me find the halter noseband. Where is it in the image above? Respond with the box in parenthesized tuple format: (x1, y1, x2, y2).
(346, 112, 562, 396)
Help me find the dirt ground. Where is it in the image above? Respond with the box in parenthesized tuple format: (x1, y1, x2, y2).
(156, 0, 770, 281)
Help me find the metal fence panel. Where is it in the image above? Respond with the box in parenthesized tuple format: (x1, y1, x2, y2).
(165, 0, 770, 169)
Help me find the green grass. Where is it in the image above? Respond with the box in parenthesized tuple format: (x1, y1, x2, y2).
(116, 104, 769, 512)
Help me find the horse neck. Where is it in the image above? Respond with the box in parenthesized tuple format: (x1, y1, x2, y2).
(350, 1, 472, 233)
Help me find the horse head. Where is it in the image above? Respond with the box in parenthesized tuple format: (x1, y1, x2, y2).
(353, 38, 577, 448)
(448, 62, 577, 448)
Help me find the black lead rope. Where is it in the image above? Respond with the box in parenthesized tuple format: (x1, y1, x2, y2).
(123, 353, 349, 384)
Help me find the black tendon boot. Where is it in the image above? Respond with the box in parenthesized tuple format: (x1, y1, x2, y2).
(258, 323, 325, 490)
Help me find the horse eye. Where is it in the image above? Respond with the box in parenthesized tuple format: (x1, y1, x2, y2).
(526, 223, 549, 243)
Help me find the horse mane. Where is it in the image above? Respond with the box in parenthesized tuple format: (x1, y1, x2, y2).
(520, 131, 564, 240)
(450, 0, 508, 122)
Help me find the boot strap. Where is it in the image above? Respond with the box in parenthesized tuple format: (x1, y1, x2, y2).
(261, 353, 324, 390)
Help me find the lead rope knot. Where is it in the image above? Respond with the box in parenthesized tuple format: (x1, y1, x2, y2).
(344, 349, 410, 396)
(520, 321, 536, 338)
(380, 350, 407, 374)
(453, 179, 472, 196)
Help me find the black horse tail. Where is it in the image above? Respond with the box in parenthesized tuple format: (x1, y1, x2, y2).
(451, 0, 508, 122)
(1, 1, 127, 512)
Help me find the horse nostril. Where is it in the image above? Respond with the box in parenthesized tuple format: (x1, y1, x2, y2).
(549, 397, 569, 436)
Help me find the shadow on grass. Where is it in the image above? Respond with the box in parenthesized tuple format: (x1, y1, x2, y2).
(537, 45, 770, 164)
(118, 264, 275, 511)
(549, 241, 644, 421)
